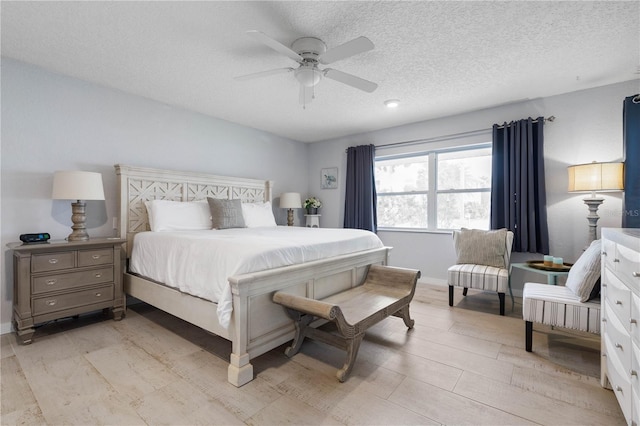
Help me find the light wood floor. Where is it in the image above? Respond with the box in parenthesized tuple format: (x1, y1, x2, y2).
(1, 283, 625, 425)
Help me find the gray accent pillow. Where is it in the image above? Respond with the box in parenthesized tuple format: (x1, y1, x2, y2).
(207, 198, 246, 229)
(566, 239, 602, 302)
(454, 228, 508, 268)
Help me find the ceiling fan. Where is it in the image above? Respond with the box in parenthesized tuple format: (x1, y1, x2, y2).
(235, 30, 378, 106)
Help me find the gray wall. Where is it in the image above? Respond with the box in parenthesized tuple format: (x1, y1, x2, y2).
(1, 58, 310, 332)
(307, 79, 639, 292)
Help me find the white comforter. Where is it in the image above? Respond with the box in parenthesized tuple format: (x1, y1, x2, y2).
(129, 226, 384, 328)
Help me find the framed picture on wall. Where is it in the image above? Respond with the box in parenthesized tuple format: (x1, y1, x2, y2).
(321, 167, 338, 189)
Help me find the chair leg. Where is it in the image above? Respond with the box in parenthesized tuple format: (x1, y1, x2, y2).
(462, 287, 468, 296)
(448, 286, 454, 306)
(525, 321, 533, 352)
(498, 292, 505, 316)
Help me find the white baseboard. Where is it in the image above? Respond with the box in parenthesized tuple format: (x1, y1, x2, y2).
(1, 322, 13, 335)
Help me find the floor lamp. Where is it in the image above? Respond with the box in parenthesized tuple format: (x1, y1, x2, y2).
(568, 161, 624, 244)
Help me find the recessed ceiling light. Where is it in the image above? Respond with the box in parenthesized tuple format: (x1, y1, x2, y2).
(384, 99, 400, 108)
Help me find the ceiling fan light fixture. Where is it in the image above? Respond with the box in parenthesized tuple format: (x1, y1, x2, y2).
(295, 67, 322, 87)
(384, 99, 400, 108)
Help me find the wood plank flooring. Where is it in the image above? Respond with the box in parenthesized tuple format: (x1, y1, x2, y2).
(1, 283, 625, 425)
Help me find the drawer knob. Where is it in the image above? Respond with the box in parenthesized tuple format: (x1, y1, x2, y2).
(615, 343, 623, 350)
(616, 300, 623, 305)
(613, 258, 620, 263)
(95, 273, 102, 278)
(602, 251, 607, 256)
(633, 272, 640, 278)
(45, 299, 57, 306)
(95, 293, 102, 297)
(631, 370, 638, 377)
(92, 254, 101, 259)
(615, 386, 623, 393)
(631, 319, 638, 325)
(48, 258, 58, 264)
(46, 279, 57, 286)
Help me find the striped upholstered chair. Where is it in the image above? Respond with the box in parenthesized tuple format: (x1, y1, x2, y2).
(448, 228, 514, 316)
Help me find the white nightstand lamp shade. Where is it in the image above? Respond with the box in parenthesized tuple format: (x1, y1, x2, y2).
(280, 192, 301, 226)
(52, 171, 105, 241)
(568, 161, 624, 243)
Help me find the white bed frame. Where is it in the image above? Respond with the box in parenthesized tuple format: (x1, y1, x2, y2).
(115, 165, 390, 386)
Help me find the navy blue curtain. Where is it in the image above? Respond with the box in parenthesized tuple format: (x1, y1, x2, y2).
(344, 144, 377, 232)
(491, 117, 549, 253)
(622, 95, 640, 228)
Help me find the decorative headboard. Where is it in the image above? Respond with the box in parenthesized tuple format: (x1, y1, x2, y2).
(115, 164, 273, 255)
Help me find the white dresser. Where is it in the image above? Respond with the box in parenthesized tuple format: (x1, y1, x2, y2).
(601, 228, 640, 425)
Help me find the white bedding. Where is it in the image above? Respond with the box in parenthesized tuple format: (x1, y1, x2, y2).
(129, 226, 384, 328)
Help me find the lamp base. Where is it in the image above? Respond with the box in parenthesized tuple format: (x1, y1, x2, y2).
(68, 200, 90, 241)
(583, 197, 604, 245)
(287, 208, 294, 226)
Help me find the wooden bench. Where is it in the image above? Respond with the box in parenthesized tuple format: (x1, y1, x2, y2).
(273, 265, 421, 382)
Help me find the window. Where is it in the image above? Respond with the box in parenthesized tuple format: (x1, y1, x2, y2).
(375, 144, 492, 231)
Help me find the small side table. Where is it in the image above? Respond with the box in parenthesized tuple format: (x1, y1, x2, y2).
(508, 262, 571, 309)
(305, 214, 321, 228)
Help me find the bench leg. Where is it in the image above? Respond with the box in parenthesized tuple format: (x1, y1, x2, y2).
(396, 305, 415, 329)
(337, 334, 364, 383)
(284, 311, 313, 358)
(498, 292, 505, 316)
(448, 286, 454, 306)
(525, 321, 533, 352)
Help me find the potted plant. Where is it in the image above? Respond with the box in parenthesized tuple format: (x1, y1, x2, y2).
(303, 197, 322, 215)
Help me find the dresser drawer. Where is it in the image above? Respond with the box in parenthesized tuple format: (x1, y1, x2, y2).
(632, 341, 639, 395)
(633, 292, 640, 347)
(604, 267, 632, 329)
(78, 249, 113, 267)
(32, 284, 114, 315)
(605, 335, 632, 421)
(604, 301, 632, 372)
(32, 267, 113, 295)
(617, 243, 640, 284)
(603, 238, 617, 271)
(31, 251, 75, 273)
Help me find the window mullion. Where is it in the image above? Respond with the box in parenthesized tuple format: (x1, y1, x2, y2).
(427, 152, 437, 229)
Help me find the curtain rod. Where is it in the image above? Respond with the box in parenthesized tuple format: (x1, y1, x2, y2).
(345, 115, 555, 153)
(494, 115, 555, 130)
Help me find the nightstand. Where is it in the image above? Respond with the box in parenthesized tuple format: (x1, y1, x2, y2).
(8, 238, 126, 344)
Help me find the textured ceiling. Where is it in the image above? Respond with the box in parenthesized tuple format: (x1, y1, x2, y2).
(2, 1, 639, 143)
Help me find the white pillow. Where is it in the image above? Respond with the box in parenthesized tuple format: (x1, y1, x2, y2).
(144, 199, 212, 232)
(241, 201, 277, 227)
(565, 239, 602, 302)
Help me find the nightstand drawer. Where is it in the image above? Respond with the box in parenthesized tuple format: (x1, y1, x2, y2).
(32, 267, 113, 294)
(78, 249, 113, 267)
(32, 284, 114, 315)
(31, 251, 75, 272)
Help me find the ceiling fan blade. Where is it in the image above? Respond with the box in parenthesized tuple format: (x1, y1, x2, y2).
(234, 67, 294, 81)
(318, 36, 374, 64)
(323, 69, 378, 93)
(246, 30, 303, 62)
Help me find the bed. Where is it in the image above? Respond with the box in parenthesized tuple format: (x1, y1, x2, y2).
(115, 165, 391, 386)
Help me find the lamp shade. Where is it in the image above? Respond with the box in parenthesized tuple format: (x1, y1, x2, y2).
(567, 162, 624, 192)
(52, 171, 105, 200)
(280, 192, 302, 209)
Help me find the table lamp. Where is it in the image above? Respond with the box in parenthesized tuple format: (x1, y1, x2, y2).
(568, 161, 624, 243)
(280, 192, 301, 226)
(52, 171, 105, 241)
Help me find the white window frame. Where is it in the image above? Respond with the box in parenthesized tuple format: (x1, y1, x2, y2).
(376, 142, 492, 232)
